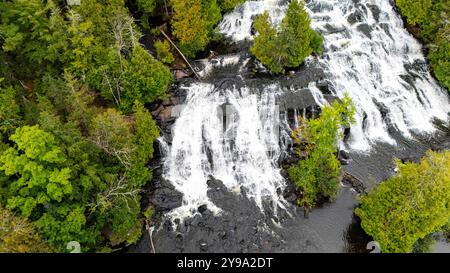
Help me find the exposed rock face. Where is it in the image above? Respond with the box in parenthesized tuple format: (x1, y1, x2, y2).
(130, 177, 323, 253)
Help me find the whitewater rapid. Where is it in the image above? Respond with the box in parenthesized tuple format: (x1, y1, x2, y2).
(162, 83, 289, 220)
(219, 0, 450, 151)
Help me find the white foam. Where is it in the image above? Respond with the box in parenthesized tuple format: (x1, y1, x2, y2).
(163, 83, 288, 221)
(219, 0, 450, 152)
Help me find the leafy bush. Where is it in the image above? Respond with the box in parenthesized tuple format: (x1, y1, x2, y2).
(356, 150, 450, 253)
(251, 0, 323, 74)
(154, 40, 175, 64)
(396, 0, 432, 25)
(288, 94, 355, 209)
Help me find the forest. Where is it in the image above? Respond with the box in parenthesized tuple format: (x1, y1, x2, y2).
(0, 0, 449, 254)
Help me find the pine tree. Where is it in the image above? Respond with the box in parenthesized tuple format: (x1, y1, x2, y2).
(251, 0, 323, 74)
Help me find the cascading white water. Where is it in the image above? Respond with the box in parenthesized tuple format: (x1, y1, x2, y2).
(162, 0, 450, 222)
(217, 0, 288, 42)
(219, 0, 450, 152)
(163, 82, 288, 220)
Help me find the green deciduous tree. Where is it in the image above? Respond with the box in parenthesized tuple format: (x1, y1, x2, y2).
(0, 0, 68, 73)
(288, 95, 355, 209)
(90, 103, 159, 246)
(0, 125, 72, 216)
(0, 125, 100, 251)
(356, 150, 450, 253)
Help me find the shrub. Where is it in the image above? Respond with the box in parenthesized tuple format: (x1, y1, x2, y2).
(154, 40, 175, 64)
(355, 150, 450, 253)
(288, 94, 355, 209)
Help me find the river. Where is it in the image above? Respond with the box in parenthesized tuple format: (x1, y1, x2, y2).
(129, 0, 450, 253)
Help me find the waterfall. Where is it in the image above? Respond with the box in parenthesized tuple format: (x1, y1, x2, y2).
(162, 82, 289, 221)
(217, 0, 288, 42)
(161, 0, 450, 222)
(219, 0, 450, 151)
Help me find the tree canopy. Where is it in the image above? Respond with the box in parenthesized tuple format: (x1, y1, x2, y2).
(170, 0, 222, 57)
(356, 150, 450, 253)
(288, 95, 355, 209)
(0, 0, 165, 252)
(251, 0, 323, 74)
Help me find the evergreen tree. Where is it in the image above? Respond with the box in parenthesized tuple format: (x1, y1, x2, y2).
(251, 0, 323, 74)
(170, 0, 222, 57)
(356, 150, 450, 253)
(0, 206, 53, 253)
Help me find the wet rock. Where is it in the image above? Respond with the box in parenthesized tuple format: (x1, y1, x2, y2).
(170, 96, 181, 105)
(404, 59, 428, 75)
(372, 101, 392, 130)
(151, 105, 164, 116)
(367, 4, 381, 22)
(357, 24, 372, 38)
(324, 23, 347, 35)
(309, 1, 333, 13)
(277, 88, 319, 112)
(283, 180, 298, 203)
(198, 204, 208, 214)
(151, 179, 183, 211)
(158, 106, 174, 122)
(162, 99, 172, 106)
(316, 79, 336, 95)
(329, 44, 339, 52)
(379, 23, 393, 40)
(175, 70, 190, 80)
(339, 150, 350, 160)
(347, 11, 364, 24)
(343, 127, 351, 142)
(342, 172, 365, 194)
